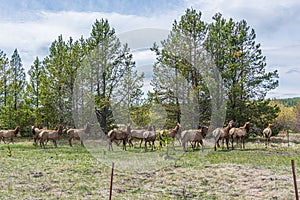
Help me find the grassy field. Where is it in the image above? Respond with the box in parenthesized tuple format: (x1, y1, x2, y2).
(1, 135, 300, 200)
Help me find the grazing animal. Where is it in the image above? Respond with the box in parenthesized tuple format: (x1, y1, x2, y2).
(66, 123, 91, 147)
(263, 124, 273, 148)
(143, 125, 156, 151)
(0, 126, 20, 144)
(128, 125, 153, 148)
(31, 126, 44, 146)
(158, 123, 182, 147)
(181, 126, 208, 152)
(229, 122, 251, 149)
(107, 125, 130, 151)
(39, 126, 63, 148)
(212, 120, 234, 151)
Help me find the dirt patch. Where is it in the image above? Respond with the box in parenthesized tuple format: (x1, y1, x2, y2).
(0, 140, 298, 199)
(111, 163, 294, 199)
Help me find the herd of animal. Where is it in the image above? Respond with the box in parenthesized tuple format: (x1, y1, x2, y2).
(0, 121, 273, 152)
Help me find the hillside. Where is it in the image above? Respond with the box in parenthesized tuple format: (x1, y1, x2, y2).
(274, 97, 300, 107)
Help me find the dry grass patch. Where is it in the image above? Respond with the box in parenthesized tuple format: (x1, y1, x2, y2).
(0, 138, 300, 199)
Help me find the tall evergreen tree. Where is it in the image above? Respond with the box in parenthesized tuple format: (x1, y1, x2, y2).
(26, 57, 45, 126)
(78, 19, 137, 133)
(0, 49, 9, 108)
(205, 13, 279, 130)
(0, 50, 10, 127)
(112, 64, 144, 124)
(6, 49, 26, 127)
(41, 35, 82, 127)
(151, 8, 212, 129)
(10, 49, 26, 110)
(41, 35, 68, 127)
(27, 57, 43, 109)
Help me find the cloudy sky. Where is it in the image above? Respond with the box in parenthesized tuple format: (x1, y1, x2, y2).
(0, 0, 299, 99)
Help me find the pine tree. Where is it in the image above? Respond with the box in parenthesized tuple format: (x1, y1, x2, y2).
(205, 13, 279, 129)
(41, 35, 82, 127)
(112, 61, 144, 125)
(26, 57, 44, 126)
(41, 35, 68, 127)
(76, 19, 137, 133)
(6, 49, 26, 127)
(0, 49, 9, 108)
(151, 8, 211, 129)
(0, 49, 10, 127)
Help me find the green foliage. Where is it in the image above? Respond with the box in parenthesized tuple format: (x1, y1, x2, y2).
(0, 49, 9, 108)
(0, 49, 26, 130)
(87, 19, 133, 133)
(276, 97, 300, 107)
(6, 144, 12, 157)
(205, 13, 279, 124)
(151, 8, 279, 129)
(0, 10, 283, 135)
(151, 8, 211, 128)
(294, 100, 300, 132)
(112, 58, 144, 124)
(273, 102, 294, 131)
(25, 57, 44, 127)
(245, 100, 280, 136)
(130, 102, 151, 127)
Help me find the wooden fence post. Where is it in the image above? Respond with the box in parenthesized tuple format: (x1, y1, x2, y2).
(109, 162, 114, 200)
(292, 160, 299, 200)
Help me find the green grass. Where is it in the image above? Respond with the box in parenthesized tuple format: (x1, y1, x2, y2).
(0, 138, 299, 199)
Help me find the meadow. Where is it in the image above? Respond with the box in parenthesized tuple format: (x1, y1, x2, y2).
(1, 135, 300, 200)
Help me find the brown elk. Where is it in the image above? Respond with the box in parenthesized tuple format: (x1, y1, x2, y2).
(212, 120, 234, 151)
(128, 125, 153, 148)
(143, 125, 156, 151)
(0, 126, 20, 144)
(39, 126, 63, 148)
(31, 126, 44, 146)
(66, 123, 91, 147)
(181, 125, 208, 152)
(263, 124, 273, 148)
(107, 124, 130, 151)
(229, 122, 251, 149)
(158, 123, 182, 147)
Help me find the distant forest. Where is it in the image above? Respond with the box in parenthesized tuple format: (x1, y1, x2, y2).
(275, 97, 300, 107)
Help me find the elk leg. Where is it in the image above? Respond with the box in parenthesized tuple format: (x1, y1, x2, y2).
(139, 139, 143, 148)
(69, 138, 73, 147)
(123, 139, 126, 151)
(108, 139, 113, 151)
(200, 140, 204, 152)
(53, 140, 57, 148)
(226, 137, 229, 150)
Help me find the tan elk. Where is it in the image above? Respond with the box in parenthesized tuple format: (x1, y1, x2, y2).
(31, 126, 44, 146)
(66, 123, 91, 147)
(0, 126, 20, 144)
(181, 125, 208, 152)
(39, 126, 63, 148)
(229, 122, 251, 149)
(263, 124, 273, 148)
(107, 124, 130, 151)
(158, 123, 182, 147)
(212, 120, 234, 151)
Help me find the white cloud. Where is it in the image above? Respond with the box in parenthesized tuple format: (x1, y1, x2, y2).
(0, 1, 299, 98)
(0, 11, 174, 69)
